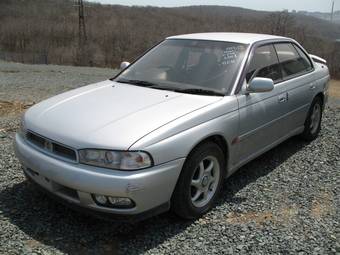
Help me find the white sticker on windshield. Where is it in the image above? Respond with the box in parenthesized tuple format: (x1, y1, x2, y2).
(221, 46, 244, 66)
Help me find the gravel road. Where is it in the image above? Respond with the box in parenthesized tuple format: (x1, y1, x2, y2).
(0, 61, 339, 255)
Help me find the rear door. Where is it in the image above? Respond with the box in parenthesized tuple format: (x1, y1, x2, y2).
(236, 44, 291, 164)
(273, 43, 315, 132)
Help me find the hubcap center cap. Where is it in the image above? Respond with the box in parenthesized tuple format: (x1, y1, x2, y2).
(201, 175, 209, 187)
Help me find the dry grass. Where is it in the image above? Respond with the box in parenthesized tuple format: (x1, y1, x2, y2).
(310, 192, 336, 219)
(223, 195, 335, 227)
(226, 211, 274, 226)
(0, 100, 35, 117)
(225, 205, 299, 227)
(329, 80, 340, 99)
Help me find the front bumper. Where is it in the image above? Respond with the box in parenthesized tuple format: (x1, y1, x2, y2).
(14, 134, 185, 219)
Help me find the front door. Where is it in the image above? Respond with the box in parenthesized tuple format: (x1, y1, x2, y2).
(235, 44, 290, 165)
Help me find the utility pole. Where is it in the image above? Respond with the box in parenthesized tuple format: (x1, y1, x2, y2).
(76, 0, 87, 64)
(331, 0, 335, 22)
(78, 0, 87, 47)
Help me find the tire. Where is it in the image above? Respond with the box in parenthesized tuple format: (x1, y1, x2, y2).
(171, 142, 225, 219)
(301, 96, 323, 141)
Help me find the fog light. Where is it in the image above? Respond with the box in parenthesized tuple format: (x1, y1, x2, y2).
(108, 197, 133, 208)
(92, 194, 134, 209)
(94, 194, 107, 204)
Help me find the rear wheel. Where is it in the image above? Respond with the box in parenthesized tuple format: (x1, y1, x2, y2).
(301, 97, 323, 141)
(171, 142, 225, 219)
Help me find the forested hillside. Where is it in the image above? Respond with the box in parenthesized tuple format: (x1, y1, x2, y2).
(301, 10, 340, 24)
(0, 0, 339, 77)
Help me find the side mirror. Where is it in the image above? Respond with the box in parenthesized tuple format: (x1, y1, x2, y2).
(120, 61, 130, 70)
(246, 77, 274, 93)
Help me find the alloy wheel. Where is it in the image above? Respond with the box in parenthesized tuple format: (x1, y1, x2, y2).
(190, 156, 221, 208)
(310, 103, 321, 134)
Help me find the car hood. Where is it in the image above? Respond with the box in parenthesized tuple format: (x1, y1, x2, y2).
(25, 80, 222, 150)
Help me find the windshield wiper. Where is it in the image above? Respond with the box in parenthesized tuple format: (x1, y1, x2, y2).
(116, 79, 179, 92)
(116, 79, 158, 87)
(116, 79, 224, 96)
(174, 88, 225, 97)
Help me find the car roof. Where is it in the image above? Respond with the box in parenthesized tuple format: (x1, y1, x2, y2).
(167, 32, 289, 45)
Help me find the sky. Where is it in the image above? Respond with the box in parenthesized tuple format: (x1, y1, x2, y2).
(88, 0, 337, 13)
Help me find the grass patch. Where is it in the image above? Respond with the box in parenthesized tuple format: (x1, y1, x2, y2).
(0, 100, 35, 116)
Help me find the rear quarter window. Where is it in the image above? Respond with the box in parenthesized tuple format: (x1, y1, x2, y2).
(292, 44, 313, 71)
(274, 43, 312, 79)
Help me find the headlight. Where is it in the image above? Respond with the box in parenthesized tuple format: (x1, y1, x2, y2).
(78, 149, 153, 170)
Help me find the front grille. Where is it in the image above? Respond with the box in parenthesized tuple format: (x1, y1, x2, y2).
(52, 143, 76, 161)
(26, 132, 45, 147)
(26, 131, 77, 162)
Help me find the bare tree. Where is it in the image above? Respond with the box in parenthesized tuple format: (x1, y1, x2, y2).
(266, 11, 295, 36)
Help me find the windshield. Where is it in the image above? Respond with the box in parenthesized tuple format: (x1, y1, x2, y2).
(115, 39, 248, 95)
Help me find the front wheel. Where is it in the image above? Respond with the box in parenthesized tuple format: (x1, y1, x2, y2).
(301, 97, 323, 141)
(171, 142, 225, 219)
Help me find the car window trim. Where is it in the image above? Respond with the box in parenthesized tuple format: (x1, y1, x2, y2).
(233, 39, 315, 95)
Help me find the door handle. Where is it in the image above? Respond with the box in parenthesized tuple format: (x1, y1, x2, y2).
(278, 93, 288, 103)
(278, 97, 286, 103)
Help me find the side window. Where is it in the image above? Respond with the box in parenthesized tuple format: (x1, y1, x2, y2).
(274, 43, 312, 78)
(246, 44, 282, 83)
(293, 44, 313, 71)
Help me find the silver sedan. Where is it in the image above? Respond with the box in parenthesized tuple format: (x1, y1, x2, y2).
(15, 33, 330, 221)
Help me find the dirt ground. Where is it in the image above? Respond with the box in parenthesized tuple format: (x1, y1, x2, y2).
(329, 80, 340, 99)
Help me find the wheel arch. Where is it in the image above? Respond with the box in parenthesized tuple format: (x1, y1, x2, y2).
(186, 134, 230, 173)
(314, 92, 325, 110)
